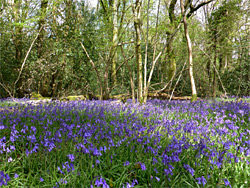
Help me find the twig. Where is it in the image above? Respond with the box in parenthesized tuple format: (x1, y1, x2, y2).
(169, 61, 187, 101)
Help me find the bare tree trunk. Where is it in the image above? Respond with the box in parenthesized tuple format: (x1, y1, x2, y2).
(143, 0, 150, 103)
(180, 0, 197, 102)
(133, 0, 143, 103)
(111, 0, 118, 87)
(166, 0, 177, 82)
(213, 42, 217, 98)
(13, 0, 23, 97)
(37, 0, 48, 59)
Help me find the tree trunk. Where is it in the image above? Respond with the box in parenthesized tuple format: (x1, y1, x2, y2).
(165, 0, 177, 82)
(133, 0, 143, 103)
(111, 0, 118, 87)
(213, 44, 217, 98)
(143, 0, 150, 103)
(13, 0, 23, 97)
(166, 37, 176, 81)
(180, 0, 197, 102)
(37, 0, 48, 59)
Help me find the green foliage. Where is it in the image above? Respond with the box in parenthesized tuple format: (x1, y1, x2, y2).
(0, 0, 249, 99)
(221, 59, 250, 96)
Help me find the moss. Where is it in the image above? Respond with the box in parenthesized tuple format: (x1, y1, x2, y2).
(60, 95, 86, 101)
(191, 94, 197, 102)
(30, 92, 44, 100)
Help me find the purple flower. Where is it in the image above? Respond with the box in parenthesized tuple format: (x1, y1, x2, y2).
(40, 177, 44, 182)
(223, 178, 232, 187)
(196, 176, 207, 186)
(183, 164, 195, 176)
(8, 157, 13, 162)
(140, 163, 146, 171)
(0, 171, 10, 186)
(60, 178, 68, 184)
(124, 161, 130, 166)
(67, 154, 75, 162)
(155, 176, 160, 182)
(94, 177, 109, 187)
(14, 174, 19, 178)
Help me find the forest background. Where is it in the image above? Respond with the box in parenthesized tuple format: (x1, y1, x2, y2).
(0, 0, 249, 102)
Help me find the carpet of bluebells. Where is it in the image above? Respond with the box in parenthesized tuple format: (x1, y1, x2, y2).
(0, 98, 250, 187)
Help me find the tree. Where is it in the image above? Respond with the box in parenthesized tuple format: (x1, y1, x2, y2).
(164, 0, 215, 83)
(208, 0, 242, 97)
(132, 0, 143, 103)
(180, 0, 197, 102)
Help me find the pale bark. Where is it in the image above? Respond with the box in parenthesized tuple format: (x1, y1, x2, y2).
(152, 0, 161, 62)
(111, 0, 118, 86)
(143, 0, 150, 103)
(165, 0, 215, 82)
(180, 0, 197, 102)
(133, 0, 143, 103)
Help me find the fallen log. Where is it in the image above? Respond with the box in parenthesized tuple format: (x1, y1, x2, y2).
(111, 92, 193, 100)
(147, 92, 192, 100)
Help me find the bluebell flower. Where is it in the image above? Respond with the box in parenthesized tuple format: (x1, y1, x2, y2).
(0, 171, 10, 186)
(140, 163, 146, 171)
(183, 164, 195, 176)
(67, 154, 75, 162)
(196, 176, 207, 186)
(223, 178, 232, 187)
(124, 161, 130, 166)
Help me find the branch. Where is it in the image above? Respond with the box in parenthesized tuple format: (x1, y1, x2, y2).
(169, 61, 187, 101)
(187, 0, 215, 18)
(120, 45, 135, 103)
(116, 40, 134, 46)
(13, 25, 44, 96)
(115, 55, 134, 73)
(99, 0, 107, 13)
(0, 83, 14, 98)
(80, 42, 103, 95)
(199, 46, 228, 96)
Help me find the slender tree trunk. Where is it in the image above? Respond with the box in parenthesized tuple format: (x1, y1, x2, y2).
(111, 0, 118, 87)
(143, 0, 150, 103)
(166, 0, 177, 82)
(13, 0, 23, 97)
(180, 0, 197, 102)
(37, 0, 48, 59)
(133, 0, 143, 103)
(213, 44, 217, 98)
(166, 37, 176, 81)
(165, 0, 213, 84)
